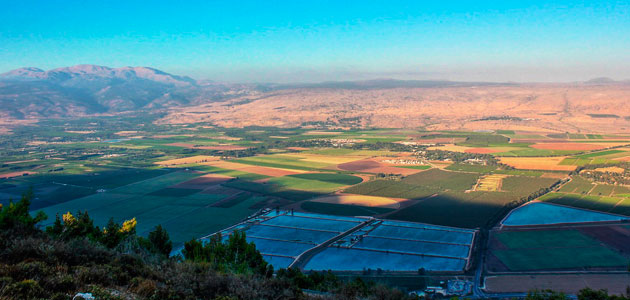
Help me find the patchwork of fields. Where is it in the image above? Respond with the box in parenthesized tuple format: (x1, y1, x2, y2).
(6, 122, 630, 291)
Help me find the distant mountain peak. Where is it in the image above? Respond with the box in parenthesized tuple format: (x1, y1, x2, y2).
(0, 67, 47, 79)
(0, 64, 196, 86)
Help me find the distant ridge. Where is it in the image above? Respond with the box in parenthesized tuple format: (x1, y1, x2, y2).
(271, 78, 514, 90)
(1, 64, 196, 87)
(0, 65, 253, 119)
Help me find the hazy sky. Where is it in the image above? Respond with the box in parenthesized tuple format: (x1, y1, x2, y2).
(1, 0, 629, 82)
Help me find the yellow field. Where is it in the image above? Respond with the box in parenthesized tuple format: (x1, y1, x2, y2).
(499, 156, 577, 171)
(155, 155, 220, 166)
(310, 194, 401, 209)
(475, 174, 509, 191)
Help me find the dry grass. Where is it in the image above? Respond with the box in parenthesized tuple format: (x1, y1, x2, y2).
(159, 84, 630, 133)
(475, 174, 509, 191)
(310, 194, 402, 209)
(155, 155, 220, 166)
(531, 143, 608, 151)
(0, 171, 36, 179)
(427, 144, 473, 153)
(499, 156, 577, 171)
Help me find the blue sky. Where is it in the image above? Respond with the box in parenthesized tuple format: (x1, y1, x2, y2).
(1, 0, 629, 82)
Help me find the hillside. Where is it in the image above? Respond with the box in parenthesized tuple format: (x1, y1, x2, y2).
(160, 83, 630, 133)
(2, 65, 630, 134)
(0, 65, 257, 120)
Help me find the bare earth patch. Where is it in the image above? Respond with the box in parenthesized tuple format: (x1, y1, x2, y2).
(155, 155, 220, 166)
(485, 274, 630, 295)
(499, 156, 577, 171)
(531, 142, 607, 151)
(310, 194, 402, 209)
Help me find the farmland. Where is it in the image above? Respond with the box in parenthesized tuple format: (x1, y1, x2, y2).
(487, 228, 630, 272)
(4, 115, 630, 296)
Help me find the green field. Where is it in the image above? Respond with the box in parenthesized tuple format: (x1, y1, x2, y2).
(223, 179, 322, 201)
(445, 164, 497, 173)
(386, 191, 512, 228)
(559, 176, 595, 194)
(576, 150, 626, 159)
(233, 155, 331, 171)
(267, 173, 362, 193)
(492, 230, 627, 271)
(501, 176, 559, 194)
(345, 168, 479, 199)
(540, 192, 630, 215)
(384, 174, 558, 228)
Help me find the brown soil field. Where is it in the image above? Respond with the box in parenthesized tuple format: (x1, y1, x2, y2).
(155, 155, 220, 166)
(171, 174, 233, 189)
(0, 171, 36, 179)
(310, 194, 402, 209)
(531, 142, 607, 151)
(499, 156, 577, 171)
(337, 160, 381, 172)
(203, 160, 306, 176)
(580, 225, 630, 254)
(159, 84, 630, 133)
(114, 131, 139, 136)
(485, 274, 630, 295)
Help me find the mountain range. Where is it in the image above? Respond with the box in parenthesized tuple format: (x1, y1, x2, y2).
(0, 65, 255, 119)
(1, 65, 630, 133)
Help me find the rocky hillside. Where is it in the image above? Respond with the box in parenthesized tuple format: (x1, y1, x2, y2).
(0, 65, 255, 119)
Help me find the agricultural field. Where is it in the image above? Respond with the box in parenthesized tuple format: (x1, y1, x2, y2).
(499, 156, 577, 171)
(535, 173, 630, 216)
(474, 174, 509, 191)
(7, 116, 630, 288)
(487, 227, 630, 272)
